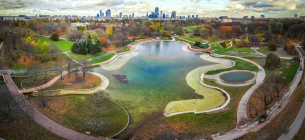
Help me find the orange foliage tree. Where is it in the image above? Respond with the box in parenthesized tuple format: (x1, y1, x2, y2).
(57, 27, 63, 35)
(220, 26, 232, 39)
(147, 26, 155, 32)
(100, 37, 109, 47)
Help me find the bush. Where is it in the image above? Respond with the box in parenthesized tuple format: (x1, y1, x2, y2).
(236, 42, 244, 48)
(265, 53, 280, 70)
(269, 42, 277, 51)
(50, 32, 59, 41)
(194, 41, 201, 46)
(41, 52, 50, 63)
(292, 57, 300, 63)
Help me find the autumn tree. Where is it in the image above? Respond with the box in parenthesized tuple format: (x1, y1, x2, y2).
(269, 42, 277, 51)
(220, 26, 232, 39)
(232, 37, 237, 45)
(284, 38, 296, 55)
(25, 21, 29, 28)
(20, 43, 35, 62)
(100, 37, 109, 48)
(106, 24, 113, 35)
(265, 53, 280, 70)
(18, 22, 23, 28)
(50, 32, 59, 41)
(79, 59, 92, 81)
(57, 27, 63, 35)
(147, 26, 155, 32)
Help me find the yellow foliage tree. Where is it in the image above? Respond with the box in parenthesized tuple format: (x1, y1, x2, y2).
(232, 37, 237, 44)
(18, 22, 23, 28)
(243, 38, 249, 46)
(25, 37, 32, 43)
(25, 21, 29, 28)
(106, 24, 113, 35)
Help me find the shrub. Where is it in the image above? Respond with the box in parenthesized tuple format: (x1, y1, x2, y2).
(41, 52, 50, 63)
(269, 42, 277, 51)
(265, 53, 280, 70)
(236, 42, 244, 48)
(232, 37, 237, 44)
(50, 32, 59, 41)
(194, 41, 201, 46)
(292, 57, 300, 63)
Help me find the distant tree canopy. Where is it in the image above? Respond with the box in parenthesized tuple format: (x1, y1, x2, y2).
(72, 35, 102, 55)
(50, 32, 59, 41)
(265, 53, 280, 70)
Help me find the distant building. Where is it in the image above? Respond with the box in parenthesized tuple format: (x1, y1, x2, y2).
(196, 15, 199, 19)
(171, 11, 176, 19)
(19, 15, 26, 17)
(221, 18, 233, 23)
(119, 12, 122, 18)
(295, 14, 298, 19)
(106, 9, 111, 18)
(97, 14, 99, 17)
(300, 16, 305, 21)
(132, 13, 134, 18)
(243, 16, 248, 19)
(155, 7, 159, 18)
(261, 15, 265, 19)
(188, 15, 190, 19)
(219, 16, 228, 19)
(160, 11, 163, 18)
(163, 13, 165, 18)
(100, 10, 102, 18)
(192, 15, 195, 18)
(251, 16, 255, 19)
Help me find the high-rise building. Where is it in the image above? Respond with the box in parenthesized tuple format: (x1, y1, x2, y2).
(132, 13, 134, 18)
(188, 15, 190, 19)
(261, 15, 265, 19)
(160, 11, 163, 18)
(101, 12, 104, 18)
(146, 13, 148, 18)
(251, 16, 255, 19)
(243, 16, 248, 19)
(97, 14, 99, 17)
(119, 12, 122, 18)
(192, 15, 194, 18)
(295, 14, 298, 19)
(196, 15, 199, 19)
(155, 7, 159, 18)
(100, 10, 102, 18)
(171, 11, 176, 19)
(106, 9, 111, 18)
(163, 13, 165, 18)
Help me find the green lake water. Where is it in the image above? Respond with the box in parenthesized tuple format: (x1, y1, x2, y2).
(93, 41, 218, 138)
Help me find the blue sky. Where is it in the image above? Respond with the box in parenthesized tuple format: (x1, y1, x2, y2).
(0, 0, 305, 18)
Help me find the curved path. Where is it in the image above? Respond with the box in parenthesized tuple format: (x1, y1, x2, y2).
(278, 98, 305, 140)
(213, 54, 266, 125)
(2, 73, 107, 140)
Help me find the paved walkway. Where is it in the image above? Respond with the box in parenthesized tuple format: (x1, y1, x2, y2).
(0, 42, 5, 70)
(252, 48, 293, 60)
(2, 73, 107, 140)
(214, 54, 266, 125)
(278, 99, 305, 140)
(214, 44, 304, 140)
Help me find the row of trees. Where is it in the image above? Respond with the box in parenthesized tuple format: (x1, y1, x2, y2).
(71, 35, 102, 55)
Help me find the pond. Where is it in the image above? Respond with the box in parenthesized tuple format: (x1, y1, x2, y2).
(220, 71, 255, 83)
(93, 41, 228, 138)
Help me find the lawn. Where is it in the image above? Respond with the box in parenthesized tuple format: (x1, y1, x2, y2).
(34, 36, 74, 52)
(205, 57, 259, 75)
(257, 46, 298, 57)
(28, 95, 129, 137)
(182, 37, 205, 43)
(245, 57, 300, 82)
(183, 25, 200, 30)
(160, 37, 173, 40)
(90, 53, 116, 64)
(209, 42, 255, 55)
(67, 51, 108, 60)
(116, 47, 130, 54)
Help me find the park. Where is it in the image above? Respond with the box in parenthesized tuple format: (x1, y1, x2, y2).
(0, 17, 305, 140)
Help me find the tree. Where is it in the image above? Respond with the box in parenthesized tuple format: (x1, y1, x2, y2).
(266, 74, 287, 97)
(155, 22, 163, 33)
(18, 22, 23, 28)
(100, 37, 109, 48)
(25, 22, 29, 28)
(269, 42, 277, 51)
(147, 26, 155, 32)
(232, 37, 237, 45)
(50, 32, 59, 41)
(0, 85, 20, 123)
(265, 53, 280, 70)
(20, 43, 35, 62)
(248, 35, 260, 47)
(79, 59, 92, 81)
(57, 27, 63, 35)
(257, 33, 263, 41)
(37, 91, 49, 108)
(263, 31, 272, 43)
(106, 24, 113, 35)
(284, 38, 296, 55)
(220, 26, 232, 39)
(26, 62, 42, 85)
(9, 21, 15, 28)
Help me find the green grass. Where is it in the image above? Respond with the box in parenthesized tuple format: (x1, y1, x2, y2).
(210, 43, 255, 55)
(90, 53, 116, 64)
(34, 36, 74, 52)
(205, 57, 259, 75)
(28, 95, 128, 137)
(182, 37, 205, 43)
(183, 25, 200, 30)
(160, 37, 173, 40)
(167, 79, 254, 135)
(67, 51, 108, 60)
(92, 64, 100, 68)
(117, 47, 130, 54)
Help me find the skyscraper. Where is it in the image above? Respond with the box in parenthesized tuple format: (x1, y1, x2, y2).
(120, 12, 122, 18)
(106, 9, 111, 18)
(155, 7, 159, 18)
(160, 11, 163, 18)
(100, 10, 102, 18)
(171, 11, 176, 19)
(132, 13, 134, 18)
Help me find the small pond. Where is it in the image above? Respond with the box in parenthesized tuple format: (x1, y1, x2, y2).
(220, 71, 255, 83)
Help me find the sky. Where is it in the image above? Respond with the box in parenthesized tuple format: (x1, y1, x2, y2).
(0, 0, 305, 18)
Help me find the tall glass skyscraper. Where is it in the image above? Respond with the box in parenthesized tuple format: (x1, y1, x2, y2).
(155, 7, 159, 18)
(106, 9, 111, 18)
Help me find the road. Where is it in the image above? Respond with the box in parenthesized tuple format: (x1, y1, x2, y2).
(278, 99, 305, 140)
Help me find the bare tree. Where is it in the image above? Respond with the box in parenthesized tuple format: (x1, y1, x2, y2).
(20, 43, 35, 62)
(26, 61, 42, 85)
(267, 74, 287, 97)
(37, 91, 49, 108)
(79, 59, 92, 81)
(0, 85, 20, 123)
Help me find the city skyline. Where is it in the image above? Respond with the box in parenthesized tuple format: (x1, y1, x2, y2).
(1, 0, 305, 18)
